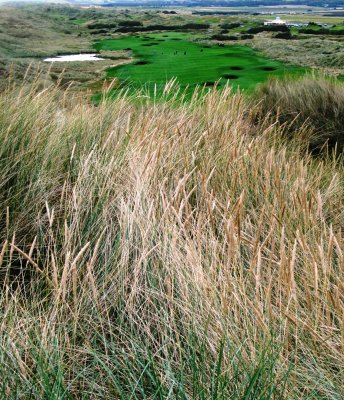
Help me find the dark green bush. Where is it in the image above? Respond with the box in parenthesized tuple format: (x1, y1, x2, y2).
(247, 25, 290, 34)
(211, 34, 238, 41)
(274, 32, 293, 39)
(241, 34, 254, 39)
(118, 20, 143, 27)
(87, 22, 117, 30)
(220, 22, 241, 29)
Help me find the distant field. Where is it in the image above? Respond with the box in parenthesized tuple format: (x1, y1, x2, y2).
(95, 32, 306, 96)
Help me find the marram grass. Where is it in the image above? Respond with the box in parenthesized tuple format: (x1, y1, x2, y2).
(0, 77, 343, 399)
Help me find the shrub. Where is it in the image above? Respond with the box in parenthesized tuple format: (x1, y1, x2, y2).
(299, 28, 344, 35)
(220, 22, 241, 29)
(241, 34, 254, 39)
(90, 29, 108, 35)
(274, 32, 293, 39)
(182, 23, 210, 29)
(211, 34, 238, 41)
(247, 25, 290, 34)
(87, 22, 117, 30)
(118, 20, 143, 27)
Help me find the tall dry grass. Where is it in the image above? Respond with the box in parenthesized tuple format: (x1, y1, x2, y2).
(253, 75, 344, 155)
(0, 78, 343, 399)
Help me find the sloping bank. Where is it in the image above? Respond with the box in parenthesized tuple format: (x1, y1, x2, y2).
(0, 76, 343, 399)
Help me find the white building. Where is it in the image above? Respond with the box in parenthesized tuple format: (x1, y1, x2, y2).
(264, 17, 287, 26)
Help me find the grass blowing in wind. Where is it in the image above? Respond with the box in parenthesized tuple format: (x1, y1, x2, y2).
(0, 75, 343, 399)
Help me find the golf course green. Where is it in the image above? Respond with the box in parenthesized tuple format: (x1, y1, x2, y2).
(94, 32, 305, 96)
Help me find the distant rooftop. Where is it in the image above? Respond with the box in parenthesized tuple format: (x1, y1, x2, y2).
(264, 17, 287, 26)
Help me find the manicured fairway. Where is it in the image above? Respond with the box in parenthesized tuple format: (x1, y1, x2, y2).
(95, 32, 305, 96)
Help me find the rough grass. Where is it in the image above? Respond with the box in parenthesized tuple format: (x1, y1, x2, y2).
(252, 36, 344, 76)
(0, 78, 343, 399)
(253, 75, 344, 155)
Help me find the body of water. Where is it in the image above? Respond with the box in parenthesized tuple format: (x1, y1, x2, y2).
(44, 54, 104, 62)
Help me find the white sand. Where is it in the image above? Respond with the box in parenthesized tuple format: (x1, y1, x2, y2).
(44, 54, 105, 62)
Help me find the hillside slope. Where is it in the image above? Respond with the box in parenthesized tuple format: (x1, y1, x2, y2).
(0, 78, 343, 399)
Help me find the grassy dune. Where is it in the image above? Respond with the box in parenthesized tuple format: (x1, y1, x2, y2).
(254, 76, 344, 154)
(0, 77, 343, 399)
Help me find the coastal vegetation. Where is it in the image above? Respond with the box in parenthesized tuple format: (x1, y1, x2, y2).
(0, 74, 343, 399)
(0, 3, 344, 398)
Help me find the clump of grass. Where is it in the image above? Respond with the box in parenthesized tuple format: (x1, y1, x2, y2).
(0, 78, 343, 399)
(253, 75, 344, 155)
